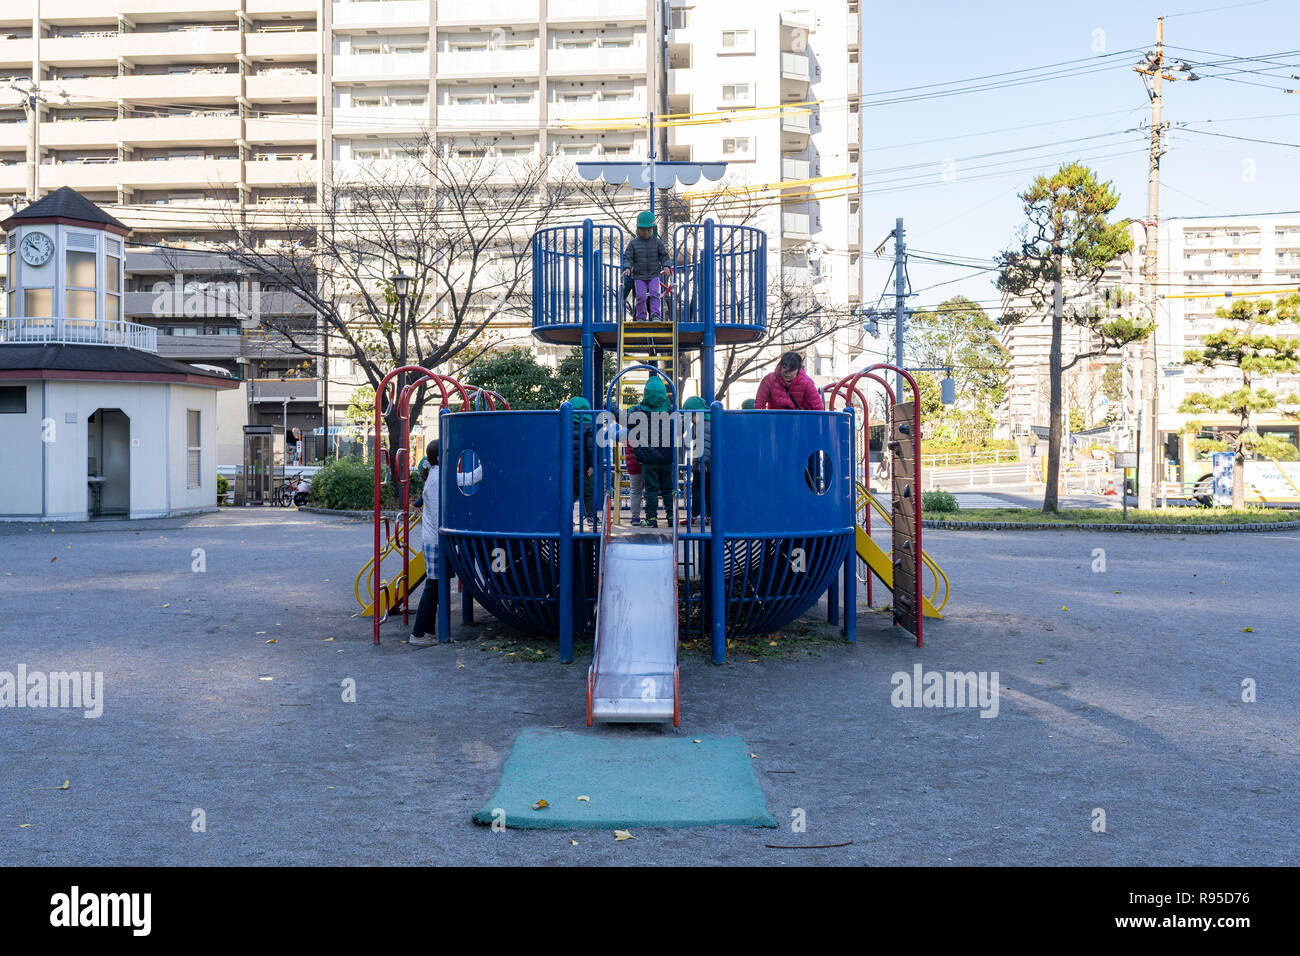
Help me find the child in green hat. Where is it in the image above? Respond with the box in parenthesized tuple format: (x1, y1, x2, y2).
(621, 210, 671, 321)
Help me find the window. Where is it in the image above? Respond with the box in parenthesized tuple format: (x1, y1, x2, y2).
(66, 248, 98, 320)
(721, 29, 752, 52)
(722, 136, 751, 157)
(721, 83, 752, 104)
(0, 385, 25, 414)
(187, 410, 201, 489)
(25, 288, 52, 317)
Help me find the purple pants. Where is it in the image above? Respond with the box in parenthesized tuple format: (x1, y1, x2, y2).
(633, 277, 662, 320)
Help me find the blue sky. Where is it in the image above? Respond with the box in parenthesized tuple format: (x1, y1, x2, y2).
(854, 0, 1300, 352)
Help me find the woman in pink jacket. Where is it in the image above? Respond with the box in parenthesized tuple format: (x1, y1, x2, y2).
(754, 352, 825, 410)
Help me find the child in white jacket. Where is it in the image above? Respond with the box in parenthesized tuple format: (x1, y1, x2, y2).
(409, 448, 440, 646)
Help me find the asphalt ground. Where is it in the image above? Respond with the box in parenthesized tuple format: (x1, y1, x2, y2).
(1, 509, 1295, 865)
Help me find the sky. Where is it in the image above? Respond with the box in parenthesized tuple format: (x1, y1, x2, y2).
(854, 0, 1300, 360)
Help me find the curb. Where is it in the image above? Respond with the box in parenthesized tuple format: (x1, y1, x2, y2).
(299, 506, 404, 519)
(921, 518, 1300, 533)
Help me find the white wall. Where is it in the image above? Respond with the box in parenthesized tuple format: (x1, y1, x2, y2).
(0, 381, 44, 516)
(215, 381, 247, 467)
(2, 379, 218, 521)
(167, 384, 220, 513)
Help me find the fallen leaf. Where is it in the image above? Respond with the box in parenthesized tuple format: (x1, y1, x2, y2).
(692, 739, 702, 744)
(1114, 590, 1122, 594)
(19, 823, 35, 828)
(614, 829, 636, 842)
(577, 795, 590, 803)
(457, 664, 465, 669)
(1035, 659, 1044, 664)
(256, 631, 266, 635)
(258, 676, 273, 681)
(570, 839, 579, 846)
(266, 639, 277, 644)
(746, 658, 759, 663)
(57, 780, 69, 790)
(1061, 605, 1068, 611)
(50, 557, 56, 563)
(531, 799, 549, 810)
(750, 753, 758, 759)
(324, 637, 334, 642)
(1243, 627, 1255, 633)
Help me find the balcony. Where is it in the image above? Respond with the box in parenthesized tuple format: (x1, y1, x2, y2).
(246, 116, 320, 144)
(41, 161, 129, 191)
(119, 29, 241, 61)
(0, 37, 33, 65)
(436, 0, 539, 25)
(437, 48, 540, 79)
(117, 115, 243, 145)
(333, 1, 430, 27)
(548, 0, 646, 24)
(120, 158, 242, 189)
(66, 73, 243, 103)
(333, 107, 428, 132)
(38, 35, 122, 64)
(781, 51, 810, 82)
(0, 165, 24, 191)
(548, 44, 645, 76)
(781, 109, 811, 149)
(250, 378, 320, 403)
(781, 156, 814, 180)
(439, 102, 538, 128)
(0, 316, 157, 353)
(39, 118, 122, 149)
(0, 124, 26, 149)
(246, 72, 320, 101)
(332, 53, 429, 79)
(244, 159, 317, 186)
(848, 12, 860, 49)
(548, 98, 643, 125)
(782, 209, 813, 239)
(155, 332, 243, 360)
(246, 30, 320, 59)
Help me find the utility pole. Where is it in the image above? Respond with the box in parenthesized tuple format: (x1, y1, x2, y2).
(1134, 18, 1196, 508)
(892, 217, 907, 398)
(7, 79, 68, 203)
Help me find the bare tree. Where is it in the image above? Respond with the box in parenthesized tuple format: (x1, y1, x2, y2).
(183, 132, 576, 468)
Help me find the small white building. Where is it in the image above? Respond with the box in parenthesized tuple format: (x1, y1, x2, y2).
(0, 188, 237, 521)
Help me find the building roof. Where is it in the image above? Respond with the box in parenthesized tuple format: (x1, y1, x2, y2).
(0, 344, 238, 388)
(0, 187, 128, 234)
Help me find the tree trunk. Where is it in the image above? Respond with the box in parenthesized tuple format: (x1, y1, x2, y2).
(1234, 371, 1250, 511)
(1043, 272, 1064, 513)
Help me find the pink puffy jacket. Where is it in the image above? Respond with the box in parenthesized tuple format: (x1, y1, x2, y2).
(754, 370, 825, 411)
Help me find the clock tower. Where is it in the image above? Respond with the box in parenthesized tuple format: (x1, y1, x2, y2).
(2, 186, 129, 331)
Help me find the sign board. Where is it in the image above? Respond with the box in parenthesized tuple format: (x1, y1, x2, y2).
(1113, 451, 1137, 469)
(1212, 452, 1234, 507)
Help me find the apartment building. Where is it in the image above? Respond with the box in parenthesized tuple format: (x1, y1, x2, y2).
(1, 0, 864, 434)
(1105, 215, 1300, 467)
(663, 0, 865, 399)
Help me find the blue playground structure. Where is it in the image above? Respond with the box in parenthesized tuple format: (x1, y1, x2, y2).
(368, 216, 941, 727)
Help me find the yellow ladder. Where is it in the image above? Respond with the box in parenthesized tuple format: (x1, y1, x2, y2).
(614, 306, 678, 525)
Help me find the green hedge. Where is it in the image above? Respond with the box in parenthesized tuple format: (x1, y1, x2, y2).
(921, 490, 960, 513)
(308, 457, 423, 511)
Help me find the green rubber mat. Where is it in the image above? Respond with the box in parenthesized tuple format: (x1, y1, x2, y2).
(472, 729, 777, 829)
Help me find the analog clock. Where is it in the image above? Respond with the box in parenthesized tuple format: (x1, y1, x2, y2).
(19, 231, 54, 267)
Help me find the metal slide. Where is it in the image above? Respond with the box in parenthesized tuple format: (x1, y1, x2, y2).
(587, 502, 679, 725)
(855, 482, 949, 619)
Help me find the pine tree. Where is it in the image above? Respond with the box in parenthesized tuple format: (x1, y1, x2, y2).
(1179, 294, 1300, 509)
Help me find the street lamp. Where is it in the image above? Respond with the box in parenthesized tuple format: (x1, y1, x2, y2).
(391, 269, 411, 387)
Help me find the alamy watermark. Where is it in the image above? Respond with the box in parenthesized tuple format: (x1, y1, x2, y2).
(592, 408, 707, 458)
(151, 273, 261, 322)
(0, 665, 104, 718)
(890, 664, 999, 718)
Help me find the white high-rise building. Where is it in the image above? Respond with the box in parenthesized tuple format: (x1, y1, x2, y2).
(664, 0, 865, 399)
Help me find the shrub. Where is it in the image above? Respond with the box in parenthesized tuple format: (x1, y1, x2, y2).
(216, 473, 229, 503)
(308, 458, 425, 511)
(921, 490, 959, 513)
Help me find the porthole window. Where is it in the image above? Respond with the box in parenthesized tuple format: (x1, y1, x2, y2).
(456, 450, 482, 496)
(804, 450, 832, 495)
